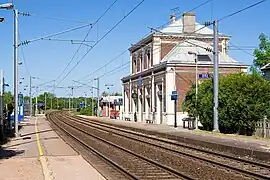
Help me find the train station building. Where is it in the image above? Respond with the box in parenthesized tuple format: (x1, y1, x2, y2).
(121, 12, 248, 126)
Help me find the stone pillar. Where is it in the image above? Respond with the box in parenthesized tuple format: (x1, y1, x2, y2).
(166, 68, 175, 125)
(151, 72, 155, 122)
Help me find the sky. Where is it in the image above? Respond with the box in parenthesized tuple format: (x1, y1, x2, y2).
(0, 0, 269, 98)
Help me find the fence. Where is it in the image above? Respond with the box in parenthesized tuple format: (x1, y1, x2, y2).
(255, 119, 270, 138)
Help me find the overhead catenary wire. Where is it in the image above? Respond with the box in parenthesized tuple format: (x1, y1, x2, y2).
(54, 0, 119, 83)
(228, 42, 255, 57)
(25, 13, 91, 24)
(20, 23, 92, 46)
(56, 0, 146, 87)
(157, 0, 214, 29)
(218, 0, 268, 21)
(81, 0, 217, 83)
(82, 22, 212, 83)
(17, 20, 31, 77)
(80, 49, 129, 81)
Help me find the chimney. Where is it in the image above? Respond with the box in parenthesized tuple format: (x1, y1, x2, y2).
(182, 12, 196, 33)
(170, 14, 176, 24)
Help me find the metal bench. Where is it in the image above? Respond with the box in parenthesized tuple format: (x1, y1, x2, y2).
(124, 117, 131, 121)
(145, 119, 154, 124)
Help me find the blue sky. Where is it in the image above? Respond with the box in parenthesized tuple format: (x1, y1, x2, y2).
(0, 0, 269, 98)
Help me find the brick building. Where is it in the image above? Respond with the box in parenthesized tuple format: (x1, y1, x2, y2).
(121, 13, 248, 126)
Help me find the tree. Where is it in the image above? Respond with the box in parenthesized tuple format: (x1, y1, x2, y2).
(3, 91, 13, 106)
(183, 73, 270, 135)
(253, 33, 270, 69)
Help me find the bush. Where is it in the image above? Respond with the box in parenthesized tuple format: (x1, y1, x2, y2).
(79, 106, 95, 116)
(182, 73, 270, 135)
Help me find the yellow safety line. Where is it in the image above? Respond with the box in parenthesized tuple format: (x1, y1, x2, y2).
(35, 117, 52, 180)
(35, 117, 44, 156)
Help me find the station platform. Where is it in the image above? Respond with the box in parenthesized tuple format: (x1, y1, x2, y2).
(0, 115, 105, 180)
(79, 115, 270, 162)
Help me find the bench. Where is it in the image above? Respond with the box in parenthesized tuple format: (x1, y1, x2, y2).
(145, 119, 154, 124)
(124, 117, 131, 121)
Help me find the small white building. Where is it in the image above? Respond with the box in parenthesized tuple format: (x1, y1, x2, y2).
(121, 12, 248, 126)
(100, 96, 123, 119)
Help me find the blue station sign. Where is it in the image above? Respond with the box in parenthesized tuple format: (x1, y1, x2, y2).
(171, 90, 178, 101)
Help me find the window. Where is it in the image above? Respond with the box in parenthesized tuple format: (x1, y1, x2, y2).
(147, 48, 151, 68)
(198, 55, 211, 62)
(132, 56, 136, 74)
(144, 51, 148, 70)
(137, 54, 141, 72)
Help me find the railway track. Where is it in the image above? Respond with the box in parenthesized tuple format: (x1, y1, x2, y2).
(47, 112, 191, 180)
(48, 111, 270, 179)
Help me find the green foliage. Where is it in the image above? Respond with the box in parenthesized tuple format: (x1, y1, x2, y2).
(3, 91, 13, 106)
(253, 33, 270, 69)
(79, 106, 95, 116)
(182, 73, 270, 135)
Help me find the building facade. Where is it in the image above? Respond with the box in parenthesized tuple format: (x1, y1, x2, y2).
(121, 13, 248, 126)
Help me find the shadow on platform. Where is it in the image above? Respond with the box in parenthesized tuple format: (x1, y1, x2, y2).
(0, 148, 25, 159)
(20, 129, 53, 137)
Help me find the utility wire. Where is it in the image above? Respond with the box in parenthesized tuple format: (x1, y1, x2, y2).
(157, 0, 214, 29)
(218, 0, 268, 21)
(60, 0, 212, 83)
(82, 0, 215, 83)
(28, 13, 91, 24)
(41, 38, 94, 43)
(20, 23, 92, 45)
(18, 22, 31, 77)
(228, 42, 255, 57)
(56, 0, 146, 87)
(83, 22, 212, 83)
(54, 0, 119, 83)
(81, 0, 266, 87)
(80, 49, 129, 80)
(181, 0, 213, 15)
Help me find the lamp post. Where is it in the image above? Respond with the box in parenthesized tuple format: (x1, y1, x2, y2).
(94, 78, 100, 117)
(188, 51, 198, 130)
(84, 92, 87, 108)
(0, 2, 19, 136)
(105, 84, 113, 118)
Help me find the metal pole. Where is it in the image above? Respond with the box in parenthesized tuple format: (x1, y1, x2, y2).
(68, 93, 71, 112)
(29, 76, 32, 116)
(174, 100, 177, 128)
(71, 87, 74, 110)
(44, 93, 47, 112)
(97, 78, 100, 117)
(213, 20, 219, 132)
(14, 9, 19, 136)
(50, 94, 52, 110)
(84, 93, 86, 108)
(35, 87, 38, 116)
(92, 90, 94, 116)
(108, 88, 110, 118)
(195, 56, 198, 130)
(0, 69, 4, 139)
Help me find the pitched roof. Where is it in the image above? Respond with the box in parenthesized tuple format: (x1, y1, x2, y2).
(261, 63, 270, 70)
(101, 96, 122, 103)
(162, 39, 245, 66)
(161, 18, 228, 37)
